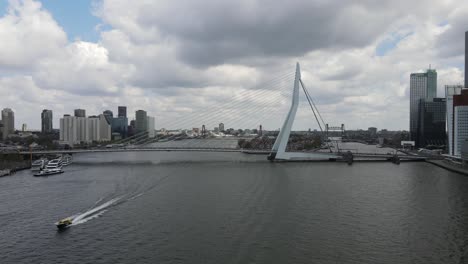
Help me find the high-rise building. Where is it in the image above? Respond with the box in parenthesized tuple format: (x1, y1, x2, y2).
(135, 110, 148, 133)
(99, 114, 112, 141)
(417, 98, 446, 147)
(453, 90, 468, 156)
(74, 109, 86, 117)
(219, 123, 224, 132)
(103, 110, 113, 124)
(60, 114, 111, 145)
(60, 115, 78, 145)
(445, 85, 463, 155)
(118, 106, 127, 118)
(41, 109, 53, 133)
(87, 116, 100, 142)
(76, 117, 89, 143)
(410, 69, 437, 146)
(147, 116, 155, 138)
(112, 116, 128, 138)
(1, 108, 14, 140)
(465, 31, 468, 88)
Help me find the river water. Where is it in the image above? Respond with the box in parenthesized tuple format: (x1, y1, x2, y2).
(0, 151, 467, 263)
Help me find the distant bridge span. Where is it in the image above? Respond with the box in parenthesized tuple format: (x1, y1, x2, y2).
(18, 147, 253, 155)
(13, 148, 427, 162)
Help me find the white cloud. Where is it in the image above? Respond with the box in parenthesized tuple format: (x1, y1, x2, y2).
(0, 0, 66, 69)
(1, 0, 468, 131)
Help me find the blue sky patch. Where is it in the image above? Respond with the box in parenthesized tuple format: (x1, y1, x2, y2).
(1, 0, 104, 42)
(376, 31, 413, 57)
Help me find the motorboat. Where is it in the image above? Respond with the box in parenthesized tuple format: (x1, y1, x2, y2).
(33, 168, 64, 177)
(61, 154, 72, 166)
(31, 158, 48, 171)
(56, 218, 72, 229)
(34, 158, 64, 176)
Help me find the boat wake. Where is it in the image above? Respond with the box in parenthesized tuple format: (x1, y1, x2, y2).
(68, 197, 122, 226)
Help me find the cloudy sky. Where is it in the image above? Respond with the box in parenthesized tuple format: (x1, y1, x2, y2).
(0, 0, 466, 131)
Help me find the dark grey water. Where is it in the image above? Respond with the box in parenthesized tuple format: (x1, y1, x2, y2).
(1, 152, 467, 264)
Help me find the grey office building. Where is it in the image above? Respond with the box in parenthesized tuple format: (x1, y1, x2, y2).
(41, 109, 53, 133)
(118, 106, 127, 118)
(112, 117, 128, 138)
(410, 69, 437, 146)
(417, 98, 446, 147)
(103, 110, 113, 124)
(74, 109, 86, 117)
(135, 110, 148, 133)
(1, 108, 15, 140)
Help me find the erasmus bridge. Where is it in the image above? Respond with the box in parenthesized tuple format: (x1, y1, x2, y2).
(17, 63, 422, 162)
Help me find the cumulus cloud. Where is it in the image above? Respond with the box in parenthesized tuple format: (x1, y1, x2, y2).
(0, 0, 66, 69)
(1, 0, 468, 130)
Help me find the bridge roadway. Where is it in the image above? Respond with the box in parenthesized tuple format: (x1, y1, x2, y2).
(14, 148, 426, 161)
(18, 147, 249, 155)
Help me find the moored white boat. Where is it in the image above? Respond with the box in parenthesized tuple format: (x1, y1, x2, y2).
(34, 158, 64, 176)
(61, 154, 72, 166)
(31, 158, 48, 171)
(45, 158, 63, 172)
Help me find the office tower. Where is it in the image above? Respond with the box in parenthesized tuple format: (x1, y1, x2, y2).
(409, 69, 437, 146)
(219, 123, 224, 132)
(60, 114, 112, 146)
(76, 117, 89, 143)
(453, 90, 468, 156)
(112, 116, 128, 138)
(60, 115, 78, 145)
(118, 106, 127, 118)
(135, 110, 148, 133)
(74, 109, 86, 117)
(103, 110, 113, 124)
(1, 108, 14, 140)
(41, 109, 53, 133)
(445, 85, 463, 155)
(417, 98, 446, 147)
(99, 114, 111, 141)
(465, 31, 468, 88)
(147, 116, 155, 138)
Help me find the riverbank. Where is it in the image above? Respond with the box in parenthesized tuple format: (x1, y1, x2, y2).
(0, 153, 31, 176)
(426, 159, 468, 176)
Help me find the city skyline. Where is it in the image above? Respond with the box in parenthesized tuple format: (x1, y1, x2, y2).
(1, 0, 468, 131)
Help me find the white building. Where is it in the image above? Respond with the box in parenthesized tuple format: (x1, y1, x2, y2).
(454, 106, 468, 156)
(60, 115, 78, 145)
(147, 116, 155, 138)
(87, 116, 100, 142)
(99, 114, 111, 141)
(77, 117, 89, 143)
(445, 85, 463, 156)
(60, 114, 111, 145)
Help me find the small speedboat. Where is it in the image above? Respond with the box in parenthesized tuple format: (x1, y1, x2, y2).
(56, 218, 72, 229)
(33, 168, 64, 177)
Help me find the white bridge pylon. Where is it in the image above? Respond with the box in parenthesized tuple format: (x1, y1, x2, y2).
(268, 63, 339, 161)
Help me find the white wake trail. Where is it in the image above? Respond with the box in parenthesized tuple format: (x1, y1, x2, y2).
(70, 197, 121, 226)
